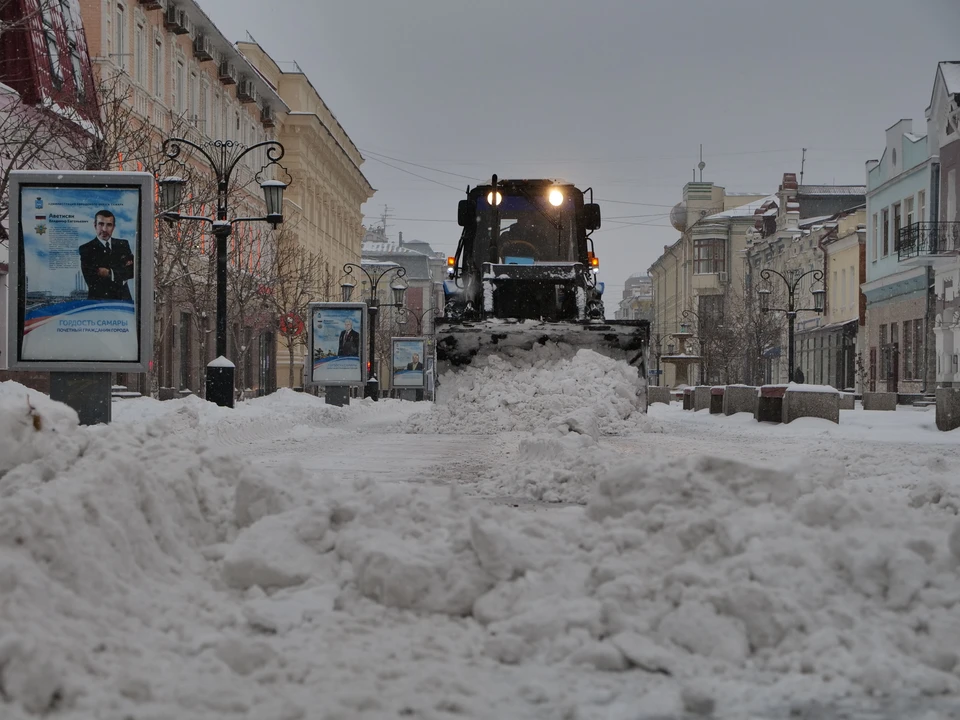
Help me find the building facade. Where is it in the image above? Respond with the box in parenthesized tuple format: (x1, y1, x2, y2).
(615, 273, 653, 321)
(862, 118, 938, 394)
(649, 182, 767, 386)
(234, 41, 374, 388)
(744, 174, 865, 385)
(361, 227, 446, 392)
(926, 62, 960, 387)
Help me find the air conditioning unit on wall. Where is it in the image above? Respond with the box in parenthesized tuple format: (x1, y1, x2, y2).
(218, 61, 238, 85)
(193, 35, 214, 62)
(236, 79, 258, 104)
(718, 271, 729, 283)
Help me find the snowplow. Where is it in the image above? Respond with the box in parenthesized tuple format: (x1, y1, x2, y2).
(436, 176, 649, 376)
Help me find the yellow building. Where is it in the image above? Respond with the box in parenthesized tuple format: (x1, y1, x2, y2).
(236, 42, 375, 387)
(648, 182, 766, 387)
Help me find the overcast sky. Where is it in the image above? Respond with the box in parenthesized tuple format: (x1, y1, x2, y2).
(198, 0, 959, 302)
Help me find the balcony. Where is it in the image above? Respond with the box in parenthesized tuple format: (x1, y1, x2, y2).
(898, 221, 960, 262)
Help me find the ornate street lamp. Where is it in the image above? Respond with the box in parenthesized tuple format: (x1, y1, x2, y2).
(757, 268, 825, 383)
(397, 306, 441, 335)
(341, 262, 407, 400)
(157, 138, 290, 408)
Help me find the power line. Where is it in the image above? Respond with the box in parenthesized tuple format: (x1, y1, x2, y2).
(360, 148, 481, 182)
(363, 155, 466, 192)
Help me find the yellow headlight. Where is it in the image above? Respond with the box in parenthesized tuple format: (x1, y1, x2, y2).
(548, 189, 564, 206)
(486, 191, 502, 206)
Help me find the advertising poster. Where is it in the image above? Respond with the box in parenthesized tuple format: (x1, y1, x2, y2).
(392, 337, 426, 388)
(8, 171, 154, 371)
(310, 303, 365, 385)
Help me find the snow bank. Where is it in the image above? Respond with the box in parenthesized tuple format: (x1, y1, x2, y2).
(415, 346, 651, 435)
(4, 377, 960, 717)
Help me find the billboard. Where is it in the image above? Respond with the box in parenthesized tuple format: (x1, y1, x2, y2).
(6, 170, 154, 372)
(392, 337, 426, 389)
(307, 302, 367, 386)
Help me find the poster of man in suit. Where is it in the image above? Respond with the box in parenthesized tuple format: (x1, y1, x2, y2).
(392, 338, 426, 388)
(309, 303, 365, 385)
(14, 181, 146, 364)
(78, 210, 135, 301)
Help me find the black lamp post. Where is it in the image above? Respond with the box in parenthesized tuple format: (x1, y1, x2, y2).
(341, 262, 407, 400)
(757, 268, 825, 383)
(157, 139, 289, 408)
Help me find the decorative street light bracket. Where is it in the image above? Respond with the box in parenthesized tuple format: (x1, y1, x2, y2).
(156, 138, 292, 408)
(341, 262, 408, 400)
(757, 268, 825, 382)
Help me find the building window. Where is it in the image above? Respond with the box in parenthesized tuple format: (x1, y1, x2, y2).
(918, 190, 926, 222)
(893, 202, 901, 252)
(903, 319, 913, 379)
(694, 238, 725, 275)
(153, 39, 163, 98)
(188, 71, 198, 122)
(882, 208, 889, 257)
(40, 5, 62, 86)
(914, 319, 924, 380)
(114, 4, 126, 72)
(872, 213, 879, 260)
(175, 59, 185, 112)
(949, 169, 957, 223)
(905, 196, 915, 228)
(135, 22, 145, 85)
(840, 268, 846, 309)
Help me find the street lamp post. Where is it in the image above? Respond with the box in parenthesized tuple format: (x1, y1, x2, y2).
(341, 262, 407, 400)
(757, 268, 825, 383)
(157, 139, 289, 409)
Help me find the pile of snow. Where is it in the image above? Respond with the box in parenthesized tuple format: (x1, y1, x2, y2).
(4, 378, 960, 717)
(414, 345, 652, 435)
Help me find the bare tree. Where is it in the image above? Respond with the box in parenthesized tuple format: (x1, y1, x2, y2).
(725, 278, 786, 386)
(268, 217, 330, 388)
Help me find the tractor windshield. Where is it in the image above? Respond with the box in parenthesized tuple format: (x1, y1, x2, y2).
(473, 189, 578, 265)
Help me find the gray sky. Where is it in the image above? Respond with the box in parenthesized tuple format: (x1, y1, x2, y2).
(198, 0, 960, 302)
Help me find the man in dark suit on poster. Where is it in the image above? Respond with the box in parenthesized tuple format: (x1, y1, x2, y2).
(337, 318, 360, 357)
(78, 210, 135, 301)
(406, 352, 423, 371)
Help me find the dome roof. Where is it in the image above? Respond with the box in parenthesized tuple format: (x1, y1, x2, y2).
(670, 202, 687, 232)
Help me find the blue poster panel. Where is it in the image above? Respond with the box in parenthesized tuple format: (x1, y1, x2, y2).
(392, 337, 426, 388)
(8, 171, 155, 371)
(310, 304, 365, 385)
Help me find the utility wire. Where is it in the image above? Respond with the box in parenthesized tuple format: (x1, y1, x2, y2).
(363, 155, 465, 192)
(360, 148, 482, 182)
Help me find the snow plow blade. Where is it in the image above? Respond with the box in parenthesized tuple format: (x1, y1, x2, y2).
(435, 318, 650, 374)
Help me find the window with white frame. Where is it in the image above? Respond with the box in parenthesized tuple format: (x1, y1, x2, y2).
(882, 208, 889, 257)
(175, 59, 185, 113)
(40, 4, 62, 86)
(905, 195, 915, 228)
(872, 213, 878, 260)
(189, 71, 198, 122)
(949, 169, 957, 223)
(153, 37, 163, 98)
(134, 21, 145, 85)
(918, 190, 926, 222)
(114, 3, 126, 72)
(201, 80, 210, 134)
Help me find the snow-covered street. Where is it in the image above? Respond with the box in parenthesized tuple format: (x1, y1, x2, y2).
(2, 346, 960, 719)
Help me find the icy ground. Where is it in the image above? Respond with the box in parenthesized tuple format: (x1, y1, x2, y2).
(2, 345, 960, 719)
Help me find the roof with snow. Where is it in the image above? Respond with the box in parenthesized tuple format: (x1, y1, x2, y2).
(798, 185, 867, 196)
(939, 61, 960, 95)
(704, 194, 778, 220)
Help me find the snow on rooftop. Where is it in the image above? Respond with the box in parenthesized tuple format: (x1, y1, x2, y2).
(704, 194, 778, 220)
(798, 185, 867, 195)
(940, 61, 960, 95)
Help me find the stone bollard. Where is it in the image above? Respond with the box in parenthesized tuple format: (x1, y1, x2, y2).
(693, 386, 712, 411)
(647, 386, 672, 406)
(936, 387, 960, 432)
(723, 385, 757, 416)
(838, 392, 855, 410)
(862, 392, 897, 411)
(756, 385, 787, 423)
(683, 387, 694, 410)
(709, 386, 724, 414)
(782, 385, 840, 424)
